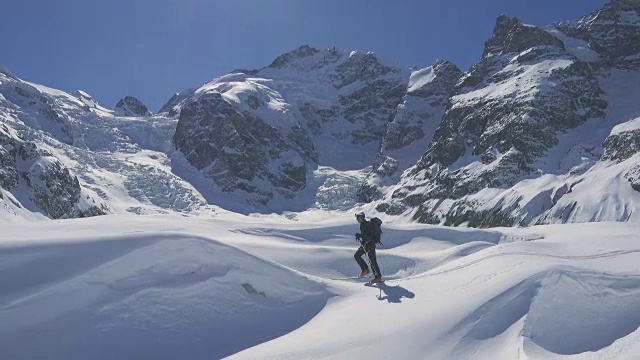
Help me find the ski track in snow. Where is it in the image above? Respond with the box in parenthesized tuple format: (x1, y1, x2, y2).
(2, 216, 640, 359)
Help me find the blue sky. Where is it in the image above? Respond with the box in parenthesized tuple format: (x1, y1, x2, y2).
(2, 0, 607, 112)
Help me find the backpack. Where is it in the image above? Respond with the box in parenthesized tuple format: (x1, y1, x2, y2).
(370, 217, 383, 244)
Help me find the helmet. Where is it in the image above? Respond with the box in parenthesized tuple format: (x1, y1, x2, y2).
(355, 211, 365, 218)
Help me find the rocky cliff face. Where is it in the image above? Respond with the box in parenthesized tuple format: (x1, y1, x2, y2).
(556, 0, 640, 70)
(603, 118, 640, 162)
(377, 1, 640, 227)
(360, 60, 462, 203)
(173, 92, 310, 204)
(115, 96, 152, 117)
(0, 71, 96, 218)
(0, 67, 204, 220)
(170, 46, 416, 207)
(382, 60, 462, 154)
(0, 122, 106, 218)
(158, 89, 195, 116)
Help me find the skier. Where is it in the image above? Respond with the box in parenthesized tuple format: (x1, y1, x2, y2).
(354, 212, 384, 283)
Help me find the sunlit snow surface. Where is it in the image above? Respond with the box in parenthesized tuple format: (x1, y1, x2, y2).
(2, 214, 640, 359)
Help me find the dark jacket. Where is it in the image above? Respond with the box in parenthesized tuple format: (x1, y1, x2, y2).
(359, 220, 376, 244)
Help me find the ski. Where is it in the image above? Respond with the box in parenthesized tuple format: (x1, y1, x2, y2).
(328, 275, 373, 281)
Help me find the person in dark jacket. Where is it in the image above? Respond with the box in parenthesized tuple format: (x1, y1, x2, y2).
(354, 212, 383, 283)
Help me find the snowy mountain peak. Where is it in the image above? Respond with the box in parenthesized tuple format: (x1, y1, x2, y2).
(377, 4, 626, 226)
(606, 0, 640, 12)
(561, 0, 640, 32)
(264, 45, 349, 76)
(572, 0, 640, 31)
(268, 45, 324, 69)
(407, 59, 460, 94)
(72, 90, 92, 99)
(158, 88, 195, 115)
(166, 44, 418, 209)
(115, 96, 152, 117)
(556, 0, 640, 69)
(329, 49, 400, 89)
(262, 45, 400, 89)
(484, 15, 564, 58)
(0, 64, 18, 80)
(72, 89, 95, 103)
(72, 90, 106, 111)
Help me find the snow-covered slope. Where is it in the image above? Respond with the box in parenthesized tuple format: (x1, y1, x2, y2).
(3, 1, 640, 358)
(2, 214, 640, 359)
(0, 67, 213, 221)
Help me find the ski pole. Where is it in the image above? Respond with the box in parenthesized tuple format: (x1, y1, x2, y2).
(360, 241, 374, 275)
(357, 235, 375, 276)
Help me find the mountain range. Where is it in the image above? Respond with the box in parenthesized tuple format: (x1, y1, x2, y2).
(1, 0, 639, 227)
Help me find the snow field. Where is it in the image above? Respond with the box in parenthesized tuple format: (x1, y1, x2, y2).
(2, 216, 640, 359)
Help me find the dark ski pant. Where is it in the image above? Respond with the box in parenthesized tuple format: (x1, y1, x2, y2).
(354, 241, 381, 278)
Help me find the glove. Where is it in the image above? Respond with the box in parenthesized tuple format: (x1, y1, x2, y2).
(355, 233, 362, 240)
